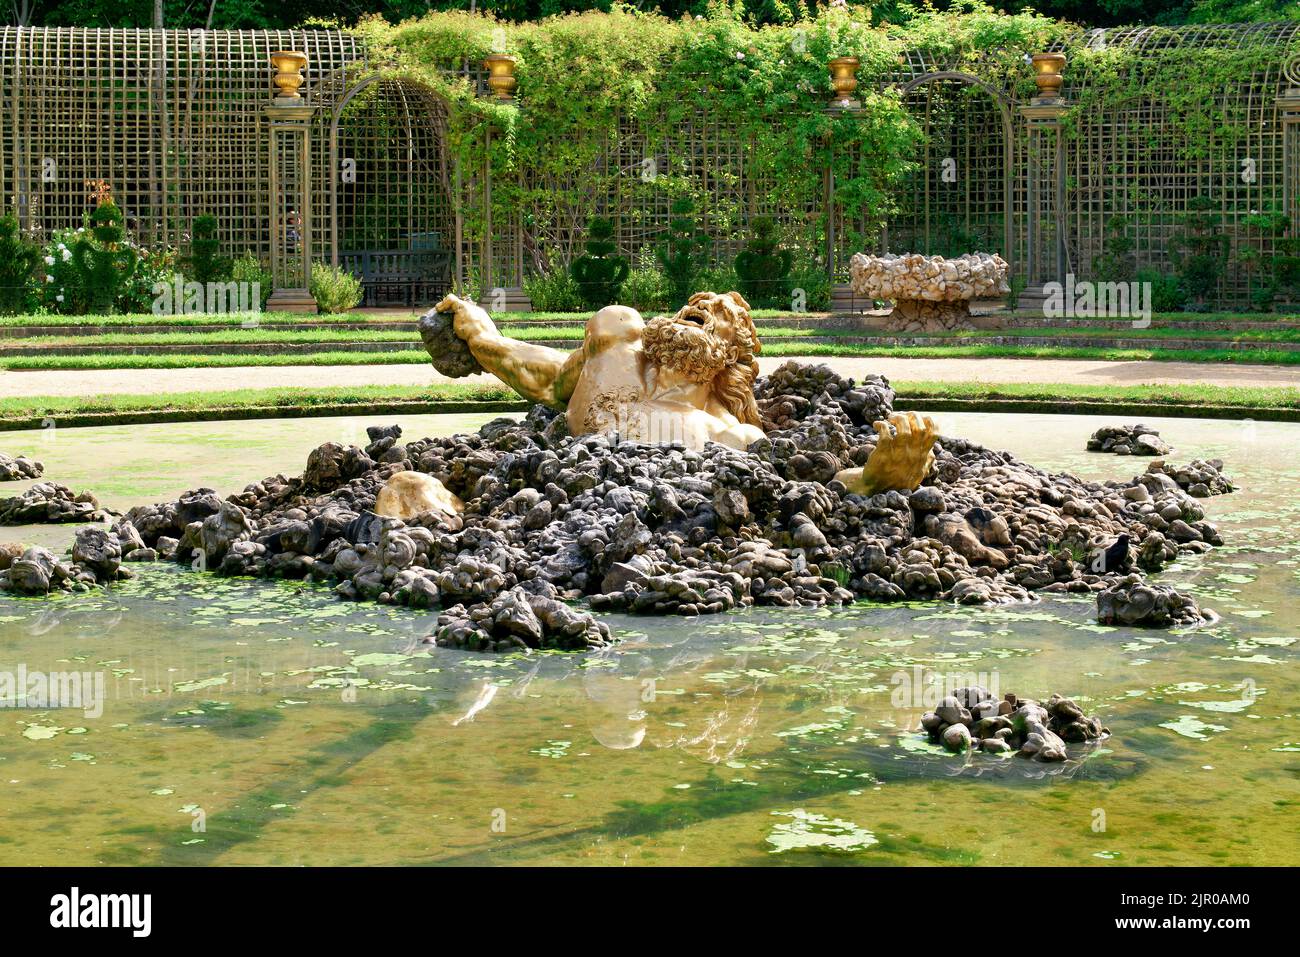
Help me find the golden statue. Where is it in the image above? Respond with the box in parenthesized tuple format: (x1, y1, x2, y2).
(432, 291, 936, 496)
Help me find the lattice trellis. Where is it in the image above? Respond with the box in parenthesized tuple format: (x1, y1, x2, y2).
(0, 26, 466, 286)
(1056, 23, 1300, 306)
(5, 23, 1300, 310)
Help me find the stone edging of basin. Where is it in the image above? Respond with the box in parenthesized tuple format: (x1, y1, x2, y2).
(0, 399, 531, 432)
(2, 396, 1295, 433)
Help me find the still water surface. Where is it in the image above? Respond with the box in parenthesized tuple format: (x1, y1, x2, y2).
(0, 411, 1295, 865)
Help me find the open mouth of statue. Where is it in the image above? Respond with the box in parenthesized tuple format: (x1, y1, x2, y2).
(675, 309, 708, 328)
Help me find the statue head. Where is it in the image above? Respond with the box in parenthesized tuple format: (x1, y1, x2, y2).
(642, 291, 762, 426)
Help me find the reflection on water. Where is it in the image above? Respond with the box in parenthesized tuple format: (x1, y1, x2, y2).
(0, 412, 1296, 866)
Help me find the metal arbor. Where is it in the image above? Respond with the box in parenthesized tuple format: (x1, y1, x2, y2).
(4, 23, 1300, 310)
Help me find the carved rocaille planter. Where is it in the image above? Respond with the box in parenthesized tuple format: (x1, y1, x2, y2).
(849, 252, 1011, 332)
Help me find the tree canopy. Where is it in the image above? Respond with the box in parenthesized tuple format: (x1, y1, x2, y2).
(7, 0, 1299, 29)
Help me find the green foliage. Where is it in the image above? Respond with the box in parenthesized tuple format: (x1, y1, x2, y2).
(734, 216, 793, 308)
(1004, 273, 1027, 310)
(310, 262, 364, 314)
(188, 213, 227, 284)
(1169, 195, 1229, 309)
(1136, 268, 1186, 312)
(1185, 0, 1300, 24)
(788, 259, 831, 311)
(0, 214, 41, 315)
(621, 256, 673, 313)
(30, 0, 1283, 34)
(1239, 209, 1300, 310)
(523, 268, 584, 312)
(232, 252, 273, 310)
(1092, 215, 1136, 284)
(695, 264, 743, 295)
(570, 217, 629, 309)
(657, 197, 707, 307)
(49, 203, 141, 315)
(121, 248, 179, 314)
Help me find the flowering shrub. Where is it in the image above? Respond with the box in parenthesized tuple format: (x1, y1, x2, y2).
(39, 211, 173, 315)
(40, 228, 85, 314)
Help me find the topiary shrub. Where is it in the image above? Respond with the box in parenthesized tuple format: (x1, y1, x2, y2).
(71, 201, 138, 314)
(657, 197, 706, 307)
(0, 213, 40, 315)
(570, 217, 629, 310)
(310, 261, 363, 314)
(734, 216, 792, 309)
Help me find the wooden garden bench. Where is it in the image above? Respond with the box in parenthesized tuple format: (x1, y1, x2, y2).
(339, 248, 453, 307)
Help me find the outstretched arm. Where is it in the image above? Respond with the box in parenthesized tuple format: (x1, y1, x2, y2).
(436, 294, 585, 409)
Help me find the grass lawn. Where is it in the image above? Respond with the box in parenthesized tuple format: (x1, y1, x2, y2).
(0, 378, 1294, 431)
(7, 318, 1300, 351)
(7, 341, 1300, 371)
(0, 307, 813, 328)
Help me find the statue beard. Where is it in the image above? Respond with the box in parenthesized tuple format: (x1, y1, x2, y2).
(642, 314, 734, 384)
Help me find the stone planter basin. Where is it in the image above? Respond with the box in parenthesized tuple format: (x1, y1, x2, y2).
(849, 251, 1010, 331)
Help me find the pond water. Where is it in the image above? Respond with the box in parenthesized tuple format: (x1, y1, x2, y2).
(0, 411, 1296, 866)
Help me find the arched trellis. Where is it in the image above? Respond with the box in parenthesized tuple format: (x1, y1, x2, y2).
(888, 70, 1017, 272)
(321, 68, 466, 300)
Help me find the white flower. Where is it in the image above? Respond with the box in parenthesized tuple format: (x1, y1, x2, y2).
(61, 248, 71, 261)
(45, 274, 54, 283)
(44, 255, 54, 266)
(735, 51, 745, 60)
(55, 294, 64, 303)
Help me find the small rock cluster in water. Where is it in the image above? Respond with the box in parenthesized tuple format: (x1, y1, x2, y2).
(1096, 573, 1214, 627)
(0, 526, 139, 594)
(921, 687, 1109, 760)
(1145, 458, 1234, 497)
(1087, 423, 1173, 456)
(0, 482, 114, 525)
(0, 452, 43, 481)
(0, 363, 1235, 638)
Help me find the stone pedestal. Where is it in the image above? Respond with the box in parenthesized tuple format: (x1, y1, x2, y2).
(1019, 96, 1070, 313)
(265, 54, 317, 314)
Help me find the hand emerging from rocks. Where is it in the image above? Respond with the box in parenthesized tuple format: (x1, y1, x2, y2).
(834, 412, 938, 496)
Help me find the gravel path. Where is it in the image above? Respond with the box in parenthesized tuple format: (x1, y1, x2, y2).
(3, 355, 1299, 399)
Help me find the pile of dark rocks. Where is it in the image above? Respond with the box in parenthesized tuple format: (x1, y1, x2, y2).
(0, 524, 141, 595)
(41, 362, 1229, 645)
(0, 482, 115, 525)
(1145, 458, 1234, 497)
(1097, 574, 1214, 627)
(0, 452, 43, 481)
(921, 687, 1109, 760)
(1087, 424, 1173, 456)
